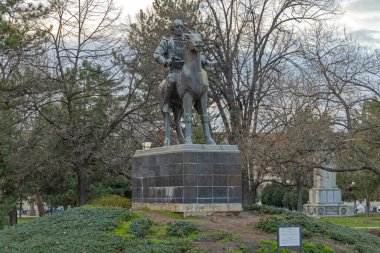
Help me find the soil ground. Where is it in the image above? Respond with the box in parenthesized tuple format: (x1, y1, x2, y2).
(136, 210, 356, 253)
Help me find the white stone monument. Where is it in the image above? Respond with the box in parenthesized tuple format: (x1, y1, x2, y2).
(304, 168, 354, 217)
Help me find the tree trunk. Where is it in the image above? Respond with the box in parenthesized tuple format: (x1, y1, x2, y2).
(19, 201, 22, 218)
(29, 199, 36, 216)
(35, 191, 45, 217)
(250, 182, 260, 204)
(8, 207, 17, 226)
(242, 170, 251, 205)
(296, 178, 303, 212)
(365, 196, 370, 218)
(77, 166, 87, 206)
(242, 170, 259, 205)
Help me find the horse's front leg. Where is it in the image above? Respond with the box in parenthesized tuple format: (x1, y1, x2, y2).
(160, 79, 172, 146)
(162, 110, 171, 146)
(183, 92, 193, 144)
(199, 93, 216, 145)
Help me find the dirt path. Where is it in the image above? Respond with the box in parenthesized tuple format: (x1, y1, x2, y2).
(193, 212, 272, 241)
(136, 210, 267, 240)
(136, 210, 275, 252)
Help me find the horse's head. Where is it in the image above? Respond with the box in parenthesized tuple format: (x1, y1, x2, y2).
(184, 30, 204, 53)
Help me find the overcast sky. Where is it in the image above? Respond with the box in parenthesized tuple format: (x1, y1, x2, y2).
(340, 0, 380, 43)
(117, 0, 380, 45)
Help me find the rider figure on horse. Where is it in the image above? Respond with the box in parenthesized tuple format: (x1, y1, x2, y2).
(153, 19, 212, 113)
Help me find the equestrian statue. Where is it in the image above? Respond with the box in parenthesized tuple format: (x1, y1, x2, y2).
(153, 19, 216, 146)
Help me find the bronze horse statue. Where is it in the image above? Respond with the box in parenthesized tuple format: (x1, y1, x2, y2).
(159, 30, 216, 146)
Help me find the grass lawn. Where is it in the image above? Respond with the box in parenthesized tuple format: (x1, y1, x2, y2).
(320, 213, 380, 228)
(17, 216, 39, 225)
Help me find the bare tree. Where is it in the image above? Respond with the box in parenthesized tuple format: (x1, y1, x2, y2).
(23, 0, 151, 205)
(299, 23, 380, 175)
(199, 0, 338, 203)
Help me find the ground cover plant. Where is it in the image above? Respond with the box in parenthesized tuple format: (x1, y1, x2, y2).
(0, 207, 197, 253)
(247, 204, 380, 253)
(1, 205, 378, 252)
(166, 220, 198, 237)
(255, 239, 334, 253)
(128, 218, 153, 237)
(0, 207, 127, 252)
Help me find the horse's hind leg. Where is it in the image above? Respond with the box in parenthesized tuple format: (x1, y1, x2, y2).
(162, 110, 171, 146)
(197, 94, 216, 145)
(173, 105, 185, 144)
(183, 92, 193, 144)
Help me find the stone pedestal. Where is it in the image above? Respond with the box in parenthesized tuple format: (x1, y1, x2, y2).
(131, 144, 242, 216)
(304, 169, 354, 217)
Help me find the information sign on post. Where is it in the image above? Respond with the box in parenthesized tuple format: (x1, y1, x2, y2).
(277, 225, 302, 253)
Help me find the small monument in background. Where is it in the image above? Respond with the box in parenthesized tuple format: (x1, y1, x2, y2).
(304, 168, 354, 217)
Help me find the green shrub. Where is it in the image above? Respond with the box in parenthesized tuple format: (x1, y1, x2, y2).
(126, 238, 193, 253)
(255, 211, 380, 253)
(255, 240, 293, 253)
(244, 204, 287, 214)
(89, 194, 131, 208)
(256, 216, 286, 233)
(0, 205, 9, 229)
(0, 203, 17, 229)
(302, 242, 334, 253)
(255, 240, 334, 253)
(88, 176, 132, 199)
(261, 183, 287, 207)
(255, 239, 276, 253)
(237, 243, 250, 253)
(227, 246, 249, 253)
(166, 221, 197, 237)
(261, 183, 308, 210)
(124, 210, 140, 221)
(282, 187, 309, 210)
(128, 218, 153, 237)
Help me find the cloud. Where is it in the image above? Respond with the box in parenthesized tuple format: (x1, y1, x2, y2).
(344, 0, 380, 13)
(355, 16, 380, 24)
(340, 0, 380, 41)
(350, 29, 380, 44)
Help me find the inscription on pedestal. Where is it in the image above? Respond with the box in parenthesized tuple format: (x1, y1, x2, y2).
(325, 206, 339, 215)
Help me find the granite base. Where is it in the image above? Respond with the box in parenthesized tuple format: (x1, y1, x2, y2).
(303, 203, 355, 217)
(131, 144, 243, 216)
